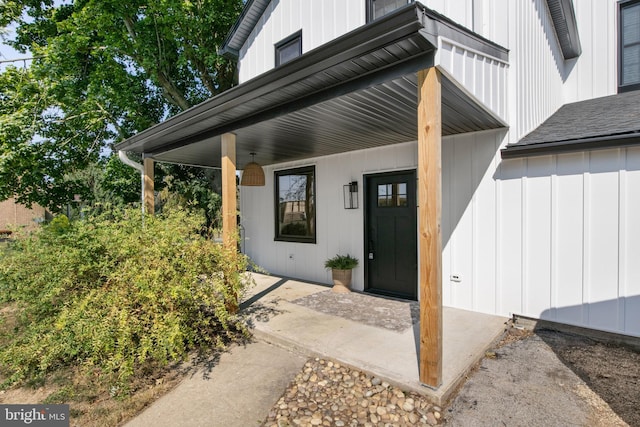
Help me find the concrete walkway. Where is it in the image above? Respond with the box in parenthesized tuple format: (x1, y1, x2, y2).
(125, 341, 307, 427)
(242, 273, 508, 405)
(126, 272, 508, 425)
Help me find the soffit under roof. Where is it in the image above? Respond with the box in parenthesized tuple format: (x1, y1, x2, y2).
(546, 0, 582, 60)
(220, 0, 272, 57)
(116, 4, 508, 169)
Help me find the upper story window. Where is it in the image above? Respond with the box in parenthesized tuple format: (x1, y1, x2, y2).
(620, 0, 640, 92)
(366, 0, 411, 22)
(275, 31, 302, 66)
(275, 166, 316, 243)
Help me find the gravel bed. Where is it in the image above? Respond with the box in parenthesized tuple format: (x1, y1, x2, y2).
(262, 358, 443, 427)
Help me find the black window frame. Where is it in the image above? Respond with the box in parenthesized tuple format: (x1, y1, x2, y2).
(275, 30, 302, 67)
(619, 0, 640, 92)
(366, 0, 411, 23)
(274, 165, 316, 244)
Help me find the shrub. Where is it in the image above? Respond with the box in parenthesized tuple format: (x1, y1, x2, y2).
(0, 208, 249, 391)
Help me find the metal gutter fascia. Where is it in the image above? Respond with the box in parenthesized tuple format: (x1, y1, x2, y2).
(501, 133, 640, 159)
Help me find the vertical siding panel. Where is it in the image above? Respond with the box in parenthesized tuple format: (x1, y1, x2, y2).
(586, 150, 620, 332)
(624, 147, 640, 336)
(309, 0, 322, 50)
(334, 0, 347, 37)
(591, 0, 608, 99)
(442, 138, 454, 307)
(451, 136, 474, 310)
(581, 0, 595, 99)
(465, 51, 474, 92)
(498, 159, 524, 316)
(291, 1, 301, 43)
(453, 47, 464, 83)
(524, 156, 553, 319)
(618, 150, 626, 332)
(554, 153, 586, 325)
(473, 132, 500, 313)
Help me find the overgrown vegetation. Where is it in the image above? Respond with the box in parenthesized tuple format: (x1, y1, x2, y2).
(0, 208, 249, 395)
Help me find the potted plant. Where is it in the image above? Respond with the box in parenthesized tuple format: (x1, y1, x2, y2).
(324, 254, 359, 293)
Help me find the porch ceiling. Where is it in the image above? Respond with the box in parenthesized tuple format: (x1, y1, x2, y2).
(116, 3, 508, 169)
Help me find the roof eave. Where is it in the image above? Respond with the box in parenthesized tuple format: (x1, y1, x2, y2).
(546, 0, 582, 60)
(220, 0, 272, 58)
(501, 133, 640, 159)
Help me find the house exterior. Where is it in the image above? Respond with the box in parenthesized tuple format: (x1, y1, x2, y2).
(117, 0, 640, 386)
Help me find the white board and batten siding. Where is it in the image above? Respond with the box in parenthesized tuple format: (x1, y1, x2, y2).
(436, 38, 509, 122)
(238, 0, 364, 84)
(240, 142, 418, 289)
(496, 149, 640, 338)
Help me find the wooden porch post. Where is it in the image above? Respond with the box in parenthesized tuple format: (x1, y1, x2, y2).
(143, 157, 155, 215)
(221, 133, 237, 248)
(417, 67, 443, 388)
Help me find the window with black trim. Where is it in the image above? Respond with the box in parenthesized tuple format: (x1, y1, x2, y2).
(275, 31, 302, 66)
(275, 166, 316, 243)
(366, 0, 411, 22)
(620, 0, 640, 92)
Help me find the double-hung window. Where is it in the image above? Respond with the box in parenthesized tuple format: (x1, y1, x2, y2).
(620, 0, 640, 92)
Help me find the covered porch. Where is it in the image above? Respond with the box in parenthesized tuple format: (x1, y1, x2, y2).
(241, 272, 508, 405)
(115, 3, 509, 389)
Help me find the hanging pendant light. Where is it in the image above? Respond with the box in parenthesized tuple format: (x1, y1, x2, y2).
(240, 152, 265, 186)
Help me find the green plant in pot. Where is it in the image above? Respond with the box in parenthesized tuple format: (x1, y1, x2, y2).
(324, 254, 359, 293)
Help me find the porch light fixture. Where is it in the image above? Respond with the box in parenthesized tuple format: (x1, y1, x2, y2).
(240, 153, 265, 186)
(343, 181, 358, 209)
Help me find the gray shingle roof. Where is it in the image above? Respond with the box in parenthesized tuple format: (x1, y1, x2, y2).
(502, 91, 640, 158)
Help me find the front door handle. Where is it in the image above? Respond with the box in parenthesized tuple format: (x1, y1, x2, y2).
(368, 252, 374, 260)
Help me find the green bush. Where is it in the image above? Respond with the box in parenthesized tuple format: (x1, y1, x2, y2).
(324, 254, 359, 270)
(0, 208, 248, 391)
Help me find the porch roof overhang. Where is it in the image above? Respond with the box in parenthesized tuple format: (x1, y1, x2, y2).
(116, 3, 508, 169)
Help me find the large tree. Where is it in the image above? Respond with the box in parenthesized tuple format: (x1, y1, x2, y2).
(0, 0, 242, 212)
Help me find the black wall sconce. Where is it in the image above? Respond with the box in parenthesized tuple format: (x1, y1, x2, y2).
(343, 181, 358, 209)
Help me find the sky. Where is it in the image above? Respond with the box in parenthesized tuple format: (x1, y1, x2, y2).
(0, 0, 68, 69)
(1, 19, 33, 70)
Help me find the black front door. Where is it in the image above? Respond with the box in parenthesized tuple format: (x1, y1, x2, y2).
(365, 170, 417, 300)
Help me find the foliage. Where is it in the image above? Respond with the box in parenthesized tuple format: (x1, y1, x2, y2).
(0, 0, 243, 211)
(0, 208, 249, 391)
(0, 65, 99, 210)
(158, 165, 223, 229)
(324, 254, 359, 270)
(46, 214, 71, 235)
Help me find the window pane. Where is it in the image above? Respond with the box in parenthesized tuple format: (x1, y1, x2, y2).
(276, 167, 315, 242)
(373, 0, 409, 20)
(396, 183, 407, 207)
(377, 182, 407, 207)
(278, 40, 301, 65)
(276, 33, 302, 66)
(623, 4, 640, 44)
(621, 3, 640, 87)
(623, 44, 640, 85)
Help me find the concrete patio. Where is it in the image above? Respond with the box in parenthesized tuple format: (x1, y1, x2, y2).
(241, 272, 508, 405)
